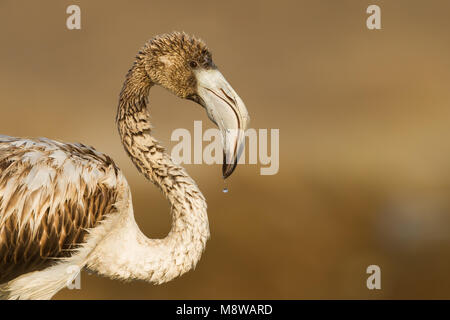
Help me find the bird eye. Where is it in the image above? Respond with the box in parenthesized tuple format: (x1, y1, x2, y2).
(189, 61, 198, 68)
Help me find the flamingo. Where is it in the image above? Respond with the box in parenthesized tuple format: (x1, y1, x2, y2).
(0, 32, 249, 299)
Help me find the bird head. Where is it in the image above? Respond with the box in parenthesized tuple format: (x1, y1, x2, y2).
(142, 32, 250, 178)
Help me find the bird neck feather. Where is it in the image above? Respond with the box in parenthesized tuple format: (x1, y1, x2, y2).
(113, 59, 210, 283)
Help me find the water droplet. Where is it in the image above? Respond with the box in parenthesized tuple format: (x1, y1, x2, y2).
(222, 179, 229, 193)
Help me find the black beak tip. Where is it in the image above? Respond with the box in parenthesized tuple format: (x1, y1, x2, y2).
(222, 160, 238, 179)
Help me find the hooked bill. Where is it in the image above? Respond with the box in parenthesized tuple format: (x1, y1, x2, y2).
(195, 69, 250, 178)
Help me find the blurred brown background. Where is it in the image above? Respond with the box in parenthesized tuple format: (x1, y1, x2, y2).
(1, 0, 450, 299)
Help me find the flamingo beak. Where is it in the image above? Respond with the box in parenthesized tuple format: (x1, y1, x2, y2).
(195, 69, 250, 178)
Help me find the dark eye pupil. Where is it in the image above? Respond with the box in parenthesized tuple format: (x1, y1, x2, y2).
(190, 61, 198, 68)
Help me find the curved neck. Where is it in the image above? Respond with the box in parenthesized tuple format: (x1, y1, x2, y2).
(115, 60, 210, 283)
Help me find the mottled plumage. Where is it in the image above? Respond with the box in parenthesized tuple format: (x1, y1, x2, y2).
(0, 31, 249, 299)
(0, 137, 120, 284)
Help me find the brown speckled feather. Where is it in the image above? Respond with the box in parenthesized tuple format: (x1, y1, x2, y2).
(0, 136, 120, 283)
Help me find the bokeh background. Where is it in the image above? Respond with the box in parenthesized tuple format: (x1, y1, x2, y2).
(1, 0, 450, 299)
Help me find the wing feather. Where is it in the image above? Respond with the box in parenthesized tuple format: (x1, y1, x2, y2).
(0, 136, 122, 284)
